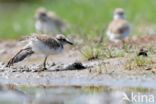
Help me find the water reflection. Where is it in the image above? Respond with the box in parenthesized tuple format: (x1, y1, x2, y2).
(0, 85, 155, 104)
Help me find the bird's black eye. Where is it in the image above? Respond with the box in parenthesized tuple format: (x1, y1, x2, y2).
(40, 12, 47, 17)
(62, 39, 66, 41)
(119, 12, 124, 15)
(58, 38, 65, 41)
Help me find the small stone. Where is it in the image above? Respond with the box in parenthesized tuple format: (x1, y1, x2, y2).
(137, 47, 148, 57)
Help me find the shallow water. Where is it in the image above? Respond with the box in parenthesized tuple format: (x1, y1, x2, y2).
(0, 85, 156, 104)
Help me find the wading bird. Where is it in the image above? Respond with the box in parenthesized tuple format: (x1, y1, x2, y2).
(6, 34, 73, 70)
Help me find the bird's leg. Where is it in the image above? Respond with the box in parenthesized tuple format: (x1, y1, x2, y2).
(121, 40, 126, 49)
(43, 56, 48, 70)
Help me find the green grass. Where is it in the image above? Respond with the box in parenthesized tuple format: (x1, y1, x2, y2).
(125, 55, 155, 70)
(0, 0, 156, 39)
(81, 46, 102, 60)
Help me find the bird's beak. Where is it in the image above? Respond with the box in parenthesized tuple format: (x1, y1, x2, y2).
(66, 39, 73, 45)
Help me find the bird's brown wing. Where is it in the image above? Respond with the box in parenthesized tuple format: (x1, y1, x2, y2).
(36, 35, 62, 49)
(6, 47, 34, 67)
(108, 19, 130, 35)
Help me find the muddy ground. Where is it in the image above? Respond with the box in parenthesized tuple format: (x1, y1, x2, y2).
(0, 35, 156, 89)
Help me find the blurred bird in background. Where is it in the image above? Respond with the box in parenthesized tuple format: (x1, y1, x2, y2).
(107, 8, 131, 47)
(35, 7, 70, 35)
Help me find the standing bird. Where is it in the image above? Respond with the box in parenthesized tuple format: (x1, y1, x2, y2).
(35, 7, 69, 35)
(107, 8, 130, 46)
(48, 11, 70, 33)
(6, 34, 73, 70)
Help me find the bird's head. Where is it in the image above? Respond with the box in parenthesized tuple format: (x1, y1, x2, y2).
(56, 34, 73, 45)
(35, 7, 48, 21)
(114, 8, 125, 20)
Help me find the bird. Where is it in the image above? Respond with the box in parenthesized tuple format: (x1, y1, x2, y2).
(35, 7, 69, 35)
(6, 34, 73, 70)
(107, 8, 130, 45)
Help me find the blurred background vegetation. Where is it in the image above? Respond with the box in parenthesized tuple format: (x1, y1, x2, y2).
(0, 0, 156, 39)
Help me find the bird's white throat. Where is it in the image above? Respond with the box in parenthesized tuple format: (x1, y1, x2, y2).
(114, 14, 125, 20)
